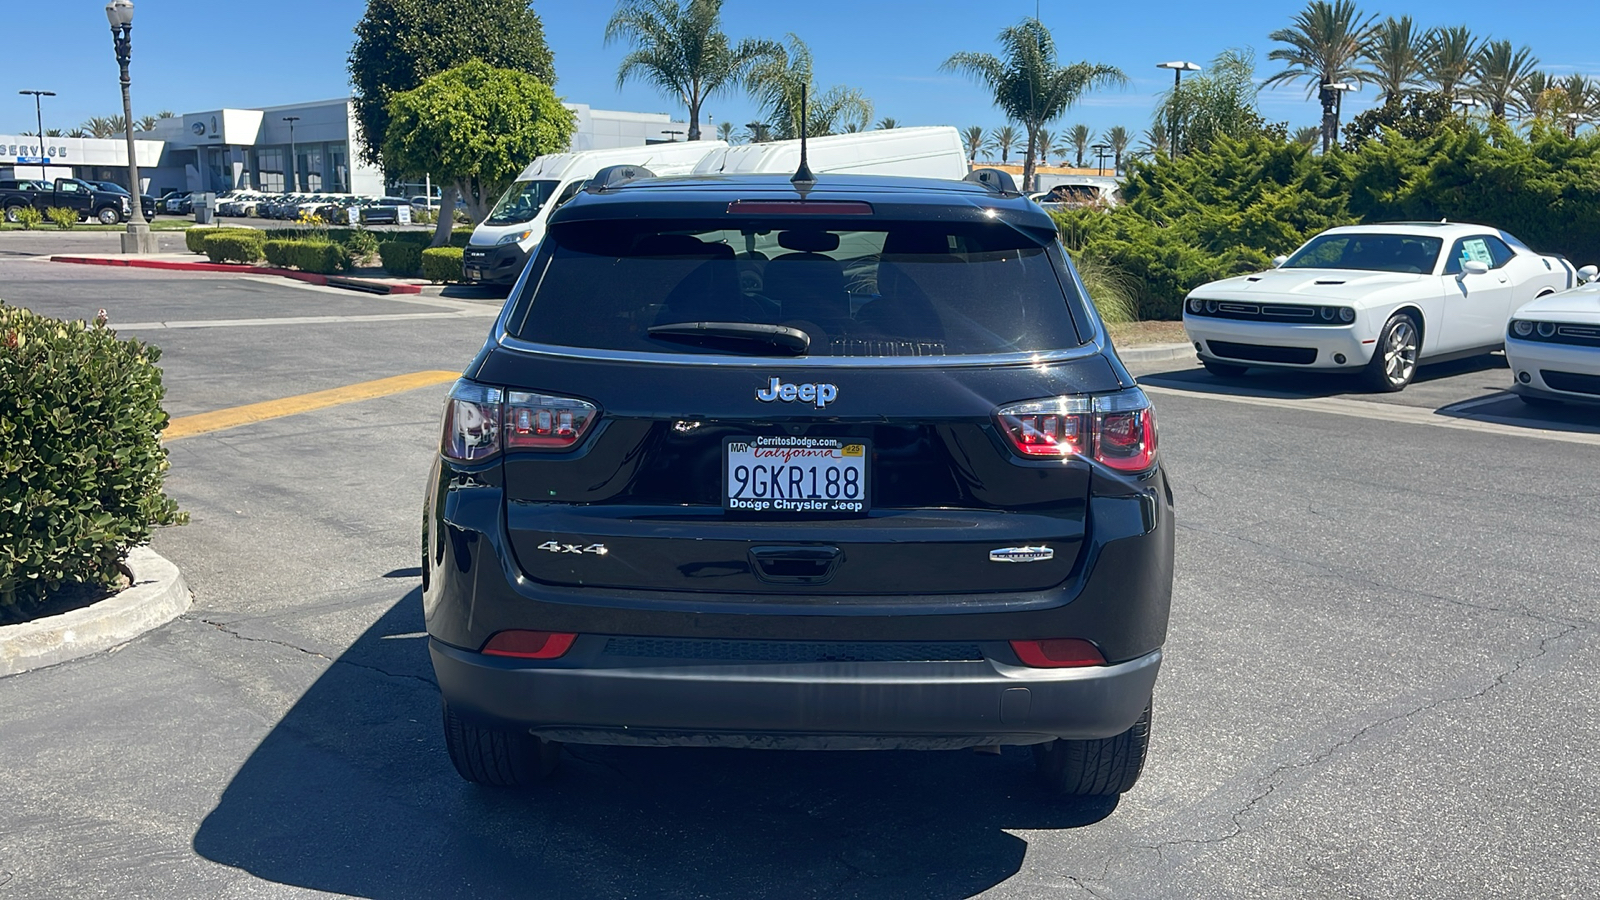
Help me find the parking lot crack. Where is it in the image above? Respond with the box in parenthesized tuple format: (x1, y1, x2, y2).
(192, 616, 437, 689)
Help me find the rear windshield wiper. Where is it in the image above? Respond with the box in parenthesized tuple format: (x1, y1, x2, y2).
(647, 322, 810, 356)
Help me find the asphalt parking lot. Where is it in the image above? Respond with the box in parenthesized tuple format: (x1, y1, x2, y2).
(1, 249, 1596, 899)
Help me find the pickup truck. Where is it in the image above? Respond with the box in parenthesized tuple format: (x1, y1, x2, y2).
(0, 177, 132, 225)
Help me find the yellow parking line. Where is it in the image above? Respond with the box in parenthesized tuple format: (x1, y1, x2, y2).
(163, 370, 460, 441)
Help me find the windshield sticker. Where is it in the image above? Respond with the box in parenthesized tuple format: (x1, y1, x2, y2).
(1461, 239, 1493, 265)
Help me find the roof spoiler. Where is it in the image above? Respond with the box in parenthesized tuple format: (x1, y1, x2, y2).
(586, 164, 656, 194)
(963, 168, 1019, 195)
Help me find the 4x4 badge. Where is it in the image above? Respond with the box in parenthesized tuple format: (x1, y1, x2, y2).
(756, 377, 837, 409)
(989, 546, 1053, 563)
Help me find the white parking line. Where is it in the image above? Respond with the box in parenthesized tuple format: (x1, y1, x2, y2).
(115, 310, 500, 330)
(1141, 385, 1600, 447)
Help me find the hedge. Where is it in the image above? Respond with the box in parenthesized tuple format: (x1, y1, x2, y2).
(262, 239, 294, 269)
(266, 226, 473, 248)
(421, 246, 465, 283)
(186, 226, 257, 254)
(202, 231, 266, 265)
(1, 301, 185, 619)
(263, 240, 350, 275)
(378, 241, 422, 277)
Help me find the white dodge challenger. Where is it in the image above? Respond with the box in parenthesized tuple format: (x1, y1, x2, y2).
(1505, 267, 1600, 407)
(1182, 223, 1579, 392)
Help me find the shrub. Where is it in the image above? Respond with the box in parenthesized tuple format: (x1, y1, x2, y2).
(46, 207, 79, 230)
(345, 227, 380, 265)
(186, 226, 256, 254)
(262, 239, 294, 269)
(202, 231, 266, 265)
(14, 207, 43, 230)
(378, 241, 423, 277)
(0, 301, 185, 619)
(421, 246, 465, 283)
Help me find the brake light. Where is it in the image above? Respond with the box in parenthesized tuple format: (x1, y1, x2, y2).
(440, 380, 598, 461)
(482, 630, 577, 659)
(1010, 639, 1106, 668)
(994, 389, 1157, 473)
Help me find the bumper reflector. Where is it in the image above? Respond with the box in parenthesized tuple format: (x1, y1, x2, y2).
(482, 630, 578, 659)
(1010, 638, 1106, 668)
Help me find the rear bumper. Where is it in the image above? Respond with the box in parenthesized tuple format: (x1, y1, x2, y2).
(432, 638, 1161, 747)
(462, 242, 530, 284)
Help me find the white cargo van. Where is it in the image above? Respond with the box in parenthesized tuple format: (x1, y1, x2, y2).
(691, 126, 967, 180)
(463, 141, 726, 285)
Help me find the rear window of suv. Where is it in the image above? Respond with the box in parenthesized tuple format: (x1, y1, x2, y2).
(511, 219, 1086, 357)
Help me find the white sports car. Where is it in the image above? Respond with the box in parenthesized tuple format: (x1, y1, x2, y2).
(1505, 266, 1600, 407)
(1182, 223, 1579, 391)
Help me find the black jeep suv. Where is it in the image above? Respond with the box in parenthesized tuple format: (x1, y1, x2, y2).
(424, 168, 1174, 796)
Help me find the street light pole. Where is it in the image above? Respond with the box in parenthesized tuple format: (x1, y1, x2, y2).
(1321, 81, 1358, 154)
(282, 116, 300, 193)
(105, 0, 153, 254)
(1157, 61, 1201, 158)
(19, 91, 55, 168)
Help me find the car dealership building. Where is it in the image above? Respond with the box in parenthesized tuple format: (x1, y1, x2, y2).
(3, 98, 688, 196)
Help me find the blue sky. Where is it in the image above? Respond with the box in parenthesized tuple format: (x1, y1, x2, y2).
(4, 1, 1597, 144)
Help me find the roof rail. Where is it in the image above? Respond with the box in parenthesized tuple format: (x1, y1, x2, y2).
(963, 168, 1019, 195)
(586, 164, 656, 194)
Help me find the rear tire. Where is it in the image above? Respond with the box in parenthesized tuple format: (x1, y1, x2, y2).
(442, 701, 561, 787)
(1202, 360, 1249, 378)
(1033, 701, 1151, 796)
(1362, 313, 1420, 392)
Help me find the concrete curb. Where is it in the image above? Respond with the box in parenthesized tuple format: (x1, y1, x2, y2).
(1115, 342, 1195, 365)
(0, 546, 192, 677)
(48, 255, 424, 295)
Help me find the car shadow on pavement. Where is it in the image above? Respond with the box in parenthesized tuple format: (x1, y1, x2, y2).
(193, 588, 1118, 900)
(440, 284, 512, 302)
(1136, 352, 1507, 400)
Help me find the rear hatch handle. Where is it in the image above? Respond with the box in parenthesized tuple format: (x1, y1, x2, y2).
(748, 546, 843, 585)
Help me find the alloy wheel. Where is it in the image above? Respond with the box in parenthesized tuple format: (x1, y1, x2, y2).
(1384, 319, 1418, 387)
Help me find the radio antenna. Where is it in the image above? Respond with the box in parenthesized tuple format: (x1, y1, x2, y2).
(791, 85, 815, 190)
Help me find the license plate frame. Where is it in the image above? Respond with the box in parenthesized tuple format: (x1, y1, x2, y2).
(723, 436, 870, 515)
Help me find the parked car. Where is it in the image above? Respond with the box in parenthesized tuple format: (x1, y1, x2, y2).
(426, 167, 1173, 797)
(1505, 265, 1600, 407)
(0, 177, 131, 224)
(163, 192, 192, 215)
(1182, 223, 1580, 392)
(410, 195, 440, 212)
(360, 197, 411, 225)
(86, 181, 158, 220)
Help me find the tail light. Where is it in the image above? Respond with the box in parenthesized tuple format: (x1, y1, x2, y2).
(441, 380, 598, 462)
(995, 388, 1157, 473)
(1010, 639, 1106, 668)
(482, 630, 577, 659)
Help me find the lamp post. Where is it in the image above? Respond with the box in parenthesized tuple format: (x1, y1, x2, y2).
(661, 129, 685, 142)
(1321, 81, 1358, 154)
(1156, 61, 1201, 157)
(18, 90, 55, 171)
(1090, 142, 1111, 176)
(106, 0, 153, 253)
(282, 116, 300, 193)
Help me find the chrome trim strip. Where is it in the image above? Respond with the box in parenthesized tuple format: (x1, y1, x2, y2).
(491, 331, 1108, 368)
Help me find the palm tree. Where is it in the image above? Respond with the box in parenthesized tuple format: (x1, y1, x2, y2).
(942, 18, 1125, 191)
(742, 121, 773, 143)
(1068, 123, 1092, 167)
(745, 34, 873, 138)
(985, 124, 1020, 164)
(1422, 26, 1477, 105)
(1292, 125, 1322, 146)
(1034, 129, 1055, 166)
(1470, 40, 1539, 120)
(136, 115, 160, 132)
(1265, 0, 1379, 153)
(962, 125, 986, 163)
(717, 120, 736, 143)
(1105, 125, 1130, 171)
(1136, 123, 1169, 159)
(1365, 16, 1424, 105)
(66, 128, 90, 139)
(605, 0, 781, 141)
(875, 117, 899, 130)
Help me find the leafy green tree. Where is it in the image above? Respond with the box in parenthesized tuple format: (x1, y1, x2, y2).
(349, 0, 555, 168)
(383, 62, 575, 245)
(1422, 26, 1477, 104)
(604, 0, 779, 142)
(942, 18, 1124, 190)
(961, 125, 986, 163)
(1470, 40, 1539, 120)
(1266, 0, 1379, 153)
(1068, 123, 1092, 167)
(1159, 48, 1274, 156)
(745, 34, 872, 139)
(1365, 16, 1424, 104)
(986, 124, 1020, 164)
(1342, 90, 1453, 149)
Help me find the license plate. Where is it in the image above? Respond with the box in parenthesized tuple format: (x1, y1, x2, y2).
(724, 437, 869, 514)
(464, 266, 482, 280)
